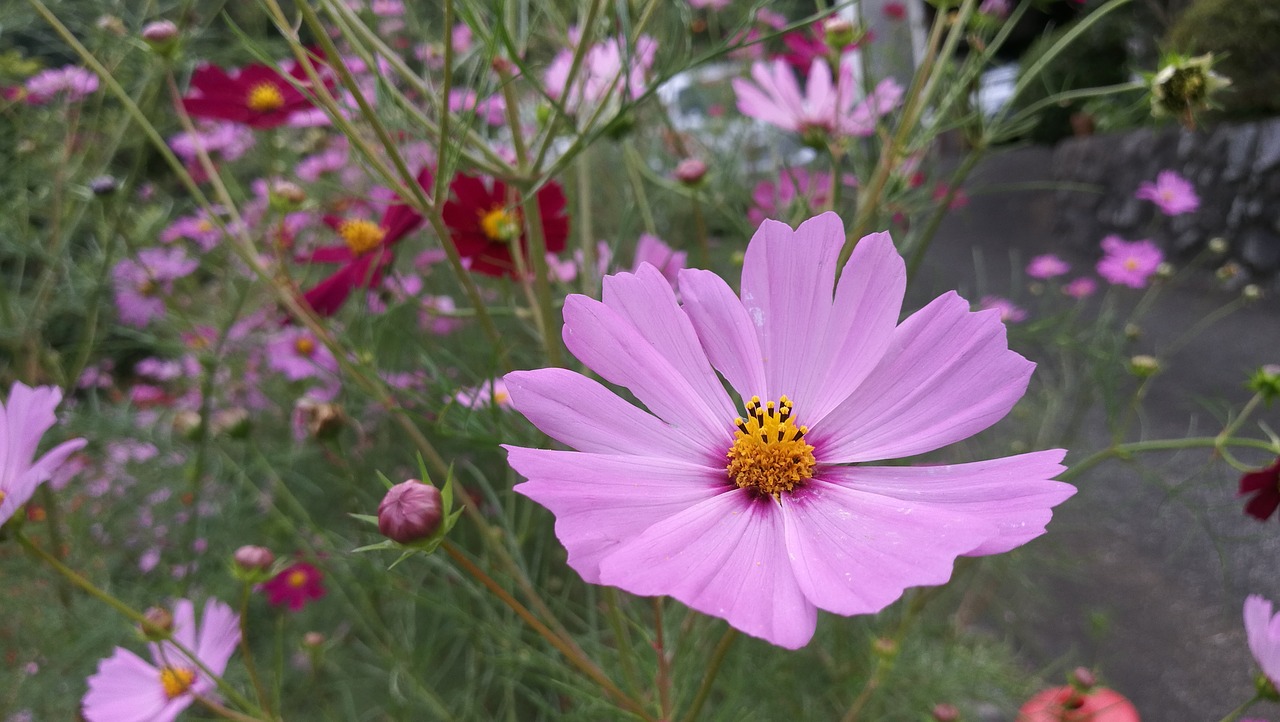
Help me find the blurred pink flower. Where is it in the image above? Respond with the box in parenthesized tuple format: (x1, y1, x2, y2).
(734, 59, 901, 141)
(633, 234, 687, 286)
(1026, 254, 1070, 279)
(263, 562, 327, 611)
(749, 168, 831, 227)
(1096, 236, 1162, 289)
(1135, 170, 1199, 216)
(546, 33, 657, 115)
(688, 0, 732, 8)
(169, 122, 255, 164)
(1062, 277, 1097, 299)
(504, 213, 1073, 648)
(82, 599, 239, 722)
(24, 65, 98, 104)
(979, 296, 1027, 323)
(0, 383, 86, 526)
(1245, 595, 1280, 689)
(112, 248, 199, 327)
(452, 378, 513, 409)
(267, 328, 338, 382)
(884, 2, 907, 20)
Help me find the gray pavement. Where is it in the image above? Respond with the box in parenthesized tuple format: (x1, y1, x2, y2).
(924, 145, 1280, 721)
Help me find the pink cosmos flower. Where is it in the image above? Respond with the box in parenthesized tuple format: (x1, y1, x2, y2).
(545, 33, 657, 116)
(734, 59, 902, 141)
(0, 383, 86, 526)
(266, 328, 338, 381)
(1096, 235, 1163, 289)
(503, 213, 1074, 648)
(262, 562, 326, 611)
(1245, 595, 1280, 689)
(112, 248, 199, 327)
(689, 0, 732, 8)
(749, 168, 832, 227)
(1026, 254, 1070, 279)
(979, 296, 1027, 323)
(452, 378, 513, 409)
(1062, 277, 1098, 299)
(1134, 170, 1200, 216)
(633, 234, 686, 286)
(884, 2, 907, 20)
(24, 65, 99, 104)
(82, 598, 239, 722)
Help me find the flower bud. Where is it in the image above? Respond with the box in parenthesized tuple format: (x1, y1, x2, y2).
(674, 158, 708, 186)
(378, 480, 443, 544)
(234, 545, 275, 572)
(1216, 262, 1242, 281)
(212, 407, 251, 439)
(1248, 365, 1280, 404)
(1243, 284, 1262, 302)
(89, 175, 119, 195)
(173, 410, 203, 439)
(1150, 53, 1231, 123)
(1208, 237, 1229, 254)
(931, 704, 960, 722)
(141, 20, 178, 45)
(822, 17, 862, 52)
(1070, 666, 1097, 691)
(269, 180, 307, 210)
(871, 636, 898, 659)
(1155, 262, 1175, 280)
(1124, 323, 1142, 341)
(302, 631, 326, 648)
(294, 399, 345, 440)
(1128, 354, 1161, 378)
(141, 606, 173, 639)
(95, 15, 126, 37)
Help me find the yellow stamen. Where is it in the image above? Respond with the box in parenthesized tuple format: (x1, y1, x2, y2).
(1123, 258, 1139, 271)
(160, 667, 196, 699)
(0, 491, 6, 506)
(338, 219, 386, 255)
(294, 337, 316, 357)
(246, 82, 286, 113)
(136, 279, 158, 296)
(726, 395, 816, 498)
(478, 206, 520, 243)
(287, 569, 309, 588)
(195, 219, 214, 233)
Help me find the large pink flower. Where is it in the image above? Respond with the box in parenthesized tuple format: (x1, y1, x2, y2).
(733, 59, 902, 141)
(504, 213, 1073, 649)
(82, 598, 239, 722)
(1135, 170, 1199, 216)
(1, 382, 86, 525)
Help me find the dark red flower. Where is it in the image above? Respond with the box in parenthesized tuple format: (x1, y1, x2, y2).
(181, 58, 329, 129)
(1240, 458, 1280, 521)
(262, 561, 326, 611)
(441, 174, 569, 278)
(299, 168, 431, 316)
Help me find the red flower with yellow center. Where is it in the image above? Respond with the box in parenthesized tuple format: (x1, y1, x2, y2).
(441, 174, 570, 277)
(298, 168, 431, 316)
(261, 561, 326, 611)
(181, 58, 329, 129)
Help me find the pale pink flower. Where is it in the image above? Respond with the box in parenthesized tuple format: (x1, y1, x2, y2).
(734, 59, 902, 141)
(0, 383, 86, 526)
(1026, 254, 1070, 279)
(689, 0, 732, 9)
(267, 328, 338, 382)
(749, 168, 831, 227)
(1245, 595, 1280, 688)
(979, 296, 1027, 323)
(979, 0, 1011, 17)
(24, 65, 98, 104)
(112, 248, 199, 327)
(633, 234, 686, 286)
(169, 122, 254, 164)
(504, 213, 1073, 648)
(1062, 277, 1097, 299)
(452, 378, 512, 409)
(546, 33, 657, 115)
(1096, 236, 1162, 289)
(1134, 170, 1199, 216)
(82, 599, 239, 722)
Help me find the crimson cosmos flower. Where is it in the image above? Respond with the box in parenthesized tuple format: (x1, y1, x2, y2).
(441, 174, 569, 278)
(262, 562, 326, 611)
(1240, 457, 1280, 521)
(300, 168, 431, 316)
(181, 58, 328, 129)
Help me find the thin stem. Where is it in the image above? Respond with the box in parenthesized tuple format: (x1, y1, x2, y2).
(1214, 693, 1261, 722)
(196, 696, 270, 722)
(677, 628, 739, 722)
(653, 597, 672, 720)
(1059, 436, 1280, 484)
(604, 589, 641, 697)
(238, 584, 271, 715)
(690, 194, 710, 269)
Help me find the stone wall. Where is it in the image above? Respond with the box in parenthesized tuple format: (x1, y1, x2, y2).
(1051, 118, 1280, 282)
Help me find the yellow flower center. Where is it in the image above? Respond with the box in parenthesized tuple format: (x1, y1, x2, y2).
(1123, 258, 1139, 271)
(0, 490, 6, 506)
(294, 337, 316, 357)
(287, 569, 309, 588)
(478, 206, 520, 243)
(196, 219, 214, 233)
(726, 395, 816, 497)
(160, 666, 196, 699)
(338, 219, 386, 255)
(246, 82, 286, 112)
(136, 279, 158, 296)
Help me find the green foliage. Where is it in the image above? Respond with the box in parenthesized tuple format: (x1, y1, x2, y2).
(1166, 0, 1280, 119)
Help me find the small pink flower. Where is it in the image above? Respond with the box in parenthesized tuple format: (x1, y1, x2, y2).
(749, 168, 831, 227)
(452, 378, 513, 409)
(1062, 277, 1097, 299)
(266, 328, 338, 382)
(1245, 595, 1280, 689)
(0, 383, 86, 526)
(1026, 254, 1070, 279)
(884, 2, 907, 20)
(112, 248, 198, 327)
(262, 562, 326, 611)
(82, 599, 239, 722)
(979, 296, 1027, 323)
(633, 234, 687, 286)
(24, 65, 98, 104)
(1096, 235, 1162, 289)
(1134, 170, 1199, 216)
(545, 33, 657, 115)
(734, 59, 901, 141)
(933, 183, 969, 209)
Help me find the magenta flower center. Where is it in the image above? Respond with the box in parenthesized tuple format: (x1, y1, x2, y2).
(246, 82, 286, 112)
(159, 666, 195, 699)
(726, 395, 816, 497)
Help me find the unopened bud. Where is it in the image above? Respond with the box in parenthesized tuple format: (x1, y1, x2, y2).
(295, 399, 345, 440)
(491, 56, 515, 76)
(674, 158, 708, 186)
(234, 545, 275, 571)
(212, 407, 251, 439)
(173, 410, 203, 439)
(1070, 667, 1097, 691)
(378, 480, 443, 544)
(1208, 237, 1229, 254)
(141, 20, 178, 44)
(871, 637, 898, 659)
(1124, 323, 1142, 340)
(1217, 262, 1242, 281)
(1155, 262, 1175, 279)
(931, 703, 960, 722)
(1248, 365, 1280, 404)
(95, 15, 126, 37)
(823, 16, 861, 51)
(302, 631, 326, 648)
(141, 606, 173, 639)
(270, 180, 307, 209)
(1128, 354, 1161, 378)
(1243, 284, 1262, 302)
(89, 175, 119, 195)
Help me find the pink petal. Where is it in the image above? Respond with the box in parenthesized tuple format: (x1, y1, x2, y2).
(195, 598, 240, 677)
(739, 213, 844, 416)
(599, 491, 818, 649)
(819, 450, 1073, 556)
(677, 268, 767, 401)
(504, 369, 713, 462)
(733, 78, 798, 131)
(781, 479, 995, 616)
(561, 294, 733, 452)
(1245, 595, 1280, 685)
(82, 647, 186, 722)
(506, 447, 727, 582)
(805, 231, 905, 426)
(812, 292, 1033, 462)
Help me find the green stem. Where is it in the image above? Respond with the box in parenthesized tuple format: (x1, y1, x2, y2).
(604, 589, 641, 697)
(238, 584, 271, 715)
(653, 597, 672, 720)
(677, 628, 739, 722)
(1060, 436, 1280, 484)
(1214, 693, 1261, 722)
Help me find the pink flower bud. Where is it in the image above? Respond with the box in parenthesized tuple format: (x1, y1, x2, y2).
(141, 20, 179, 43)
(378, 480, 443, 544)
(674, 158, 707, 185)
(234, 545, 275, 571)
